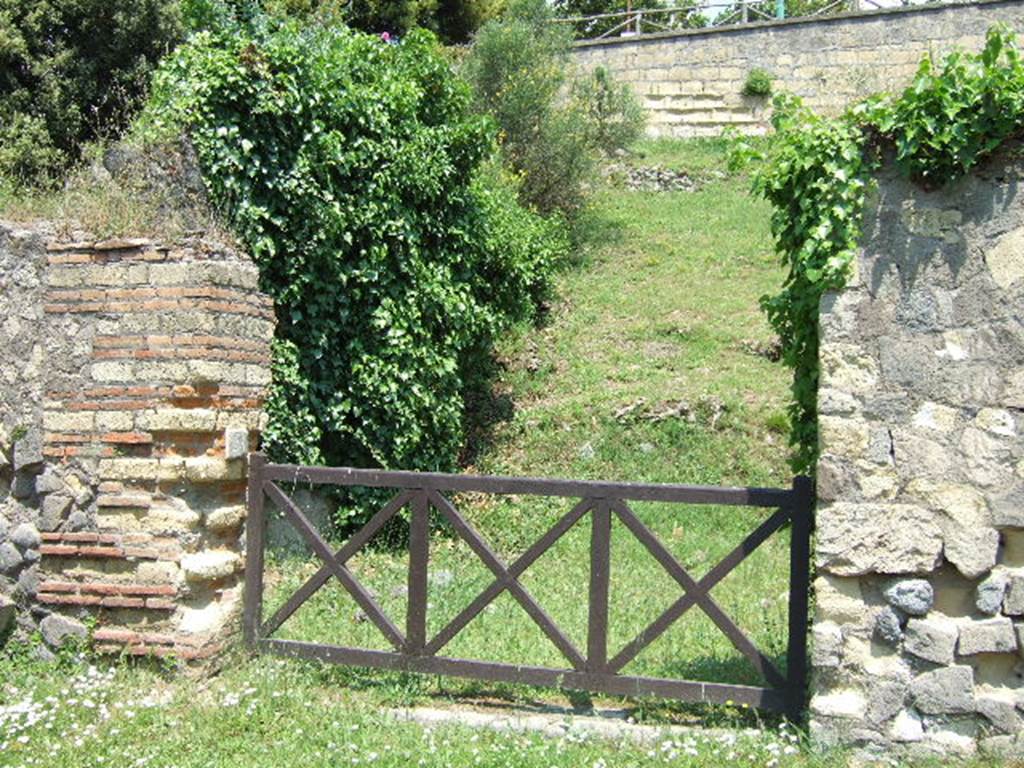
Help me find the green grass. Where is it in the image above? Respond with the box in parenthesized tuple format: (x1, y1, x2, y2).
(260, 136, 795, 706)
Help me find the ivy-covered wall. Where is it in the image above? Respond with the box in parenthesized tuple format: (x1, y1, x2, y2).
(572, 0, 1024, 137)
(811, 143, 1024, 759)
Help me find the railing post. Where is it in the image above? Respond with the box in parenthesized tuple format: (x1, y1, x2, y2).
(243, 452, 267, 648)
(776, 0, 785, 19)
(742, 0, 748, 24)
(785, 475, 814, 721)
(406, 490, 430, 654)
(587, 500, 611, 672)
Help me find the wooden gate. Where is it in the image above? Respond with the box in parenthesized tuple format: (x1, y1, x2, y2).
(243, 453, 814, 717)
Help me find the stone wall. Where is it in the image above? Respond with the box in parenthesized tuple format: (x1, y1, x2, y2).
(572, 1, 1024, 138)
(810, 144, 1024, 758)
(0, 222, 274, 659)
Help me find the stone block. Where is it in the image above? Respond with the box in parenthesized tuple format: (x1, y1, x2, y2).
(0, 542, 23, 574)
(976, 693, 1022, 734)
(904, 616, 958, 665)
(205, 505, 245, 533)
(810, 690, 867, 720)
(812, 621, 843, 668)
(139, 408, 218, 432)
(907, 480, 998, 579)
(41, 411, 94, 432)
(911, 666, 975, 715)
(184, 456, 244, 483)
(911, 401, 958, 433)
(986, 226, 1024, 289)
(884, 579, 933, 616)
(958, 617, 1017, 655)
(181, 550, 240, 582)
(10, 523, 40, 550)
(816, 503, 942, 576)
(889, 709, 924, 743)
(224, 428, 249, 460)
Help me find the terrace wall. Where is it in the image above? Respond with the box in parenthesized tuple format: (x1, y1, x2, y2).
(571, 0, 1024, 138)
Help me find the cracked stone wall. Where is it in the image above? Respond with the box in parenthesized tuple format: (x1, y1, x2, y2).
(0, 221, 274, 659)
(810, 144, 1024, 758)
(572, 0, 1024, 138)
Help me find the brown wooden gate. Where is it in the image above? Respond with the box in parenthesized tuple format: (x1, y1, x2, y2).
(243, 453, 814, 718)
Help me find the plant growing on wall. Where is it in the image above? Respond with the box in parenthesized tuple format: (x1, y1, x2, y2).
(733, 24, 1024, 473)
(742, 68, 773, 98)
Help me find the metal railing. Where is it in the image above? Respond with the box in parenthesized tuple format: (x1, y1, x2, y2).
(556, 0, 945, 41)
(244, 454, 815, 716)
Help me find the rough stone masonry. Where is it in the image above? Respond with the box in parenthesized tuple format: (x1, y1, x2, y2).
(0, 221, 273, 659)
(810, 143, 1024, 758)
(572, 0, 1024, 138)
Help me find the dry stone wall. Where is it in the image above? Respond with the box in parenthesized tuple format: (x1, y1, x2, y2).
(572, 1, 1024, 138)
(811, 144, 1024, 758)
(0, 222, 274, 660)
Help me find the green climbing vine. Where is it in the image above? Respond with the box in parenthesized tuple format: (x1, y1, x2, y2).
(734, 25, 1024, 473)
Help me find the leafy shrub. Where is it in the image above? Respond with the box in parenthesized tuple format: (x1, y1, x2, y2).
(742, 68, 773, 98)
(573, 66, 646, 155)
(736, 25, 1024, 473)
(0, 0, 183, 184)
(462, 0, 644, 217)
(144, 23, 563, 493)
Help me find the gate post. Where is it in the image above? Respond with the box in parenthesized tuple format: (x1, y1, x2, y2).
(786, 475, 814, 720)
(243, 452, 268, 648)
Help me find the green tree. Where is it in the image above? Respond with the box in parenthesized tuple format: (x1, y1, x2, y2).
(0, 0, 183, 182)
(552, 0, 704, 40)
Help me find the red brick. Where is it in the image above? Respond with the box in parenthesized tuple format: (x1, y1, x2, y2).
(77, 546, 124, 559)
(40, 545, 79, 556)
(93, 628, 141, 644)
(140, 632, 176, 645)
(122, 547, 161, 560)
(145, 599, 176, 611)
(58, 532, 101, 543)
(100, 596, 145, 609)
(100, 432, 153, 445)
(40, 532, 64, 542)
(40, 593, 102, 606)
(39, 581, 79, 593)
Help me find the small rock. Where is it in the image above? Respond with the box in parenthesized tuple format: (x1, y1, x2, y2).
(40, 495, 73, 531)
(205, 505, 246, 533)
(904, 616, 958, 664)
(34, 469, 65, 495)
(1004, 571, 1024, 615)
(224, 428, 249, 460)
(0, 542, 23, 574)
(874, 606, 904, 645)
(884, 579, 934, 616)
(11, 473, 36, 499)
(889, 709, 924, 742)
(10, 523, 40, 550)
(959, 617, 1017, 655)
(12, 429, 43, 472)
(66, 511, 89, 531)
(39, 614, 87, 648)
(430, 570, 454, 588)
(32, 645, 57, 663)
(810, 690, 867, 719)
(911, 665, 975, 714)
(976, 573, 1008, 615)
(16, 566, 40, 599)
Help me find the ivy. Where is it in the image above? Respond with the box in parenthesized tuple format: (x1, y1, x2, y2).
(736, 25, 1024, 474)
(143, 21, 566, 511)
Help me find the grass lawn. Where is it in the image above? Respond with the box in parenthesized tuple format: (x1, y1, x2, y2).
(1, 138, 856, 767)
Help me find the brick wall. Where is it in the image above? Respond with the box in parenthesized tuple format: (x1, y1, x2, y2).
(571, 0, 1024, 138)
(0, 222, 274, 660)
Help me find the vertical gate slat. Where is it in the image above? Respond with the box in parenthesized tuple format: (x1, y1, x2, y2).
(587, 501, 612, 672)
(406, 490, 430, 654)
(786, 475, 814, 719)
(243, 452, 267, 647)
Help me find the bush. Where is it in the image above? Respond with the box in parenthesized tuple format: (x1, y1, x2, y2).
(0, 0, 183, 184)
(573, 66, 646, 155)
(742, 68, 773, 98)
(552, 0, 704, 40)
(462, 0, 644, 217)
(144, 23, 563, 495)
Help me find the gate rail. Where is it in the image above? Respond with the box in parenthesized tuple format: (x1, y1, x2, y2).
(244, 454, 814, 718)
